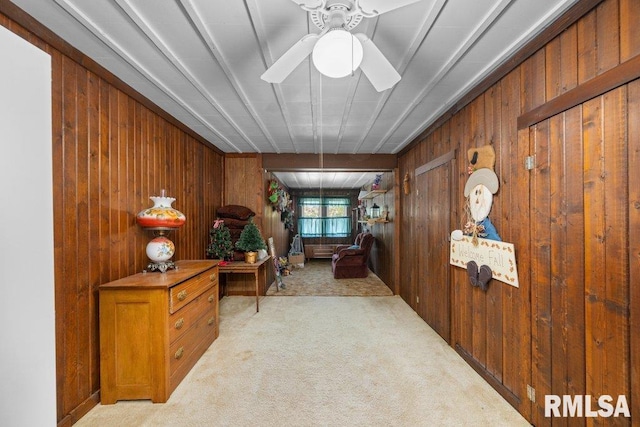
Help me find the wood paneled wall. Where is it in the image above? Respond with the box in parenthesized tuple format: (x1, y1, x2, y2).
(365, 172, 396, 293)
(51, 62, 223, 427)
(398, 0, 639, 424)
(261, 171, 291, 290)
(0, 7, 224, 426)
(223, 155, 290, 294)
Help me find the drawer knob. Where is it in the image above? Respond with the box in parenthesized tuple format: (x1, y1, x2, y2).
(208, 316, 215, 326)
(208, 294, 215, 303)
(177, 290, 187, 301)
(175, 347, 184, 360)
(175, 318, 184, 330)
(210, 274, 217, 281)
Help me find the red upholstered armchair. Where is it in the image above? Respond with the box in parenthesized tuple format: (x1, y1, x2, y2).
(331, 232, 375, 279)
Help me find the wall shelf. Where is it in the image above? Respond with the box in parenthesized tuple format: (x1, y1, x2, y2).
(358, 189, 387, 200)
(358, 220, 390, 225)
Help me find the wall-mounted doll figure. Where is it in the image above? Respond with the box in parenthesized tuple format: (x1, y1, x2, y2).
(463, 168, 501, 242)
(452, 145, 501, 291)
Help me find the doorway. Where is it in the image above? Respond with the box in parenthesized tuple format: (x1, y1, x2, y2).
(414, 151, 455, 342)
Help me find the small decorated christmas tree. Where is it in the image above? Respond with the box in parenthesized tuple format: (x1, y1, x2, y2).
(207, 219, 234, 260)
(235, 218, 267, 253)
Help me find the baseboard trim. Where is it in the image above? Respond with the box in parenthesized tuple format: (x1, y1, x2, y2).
(57, 390, 100, 427)
(454, 344, 521, 409)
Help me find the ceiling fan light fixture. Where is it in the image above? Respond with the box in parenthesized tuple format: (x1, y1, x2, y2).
(312, 29, 363, 78)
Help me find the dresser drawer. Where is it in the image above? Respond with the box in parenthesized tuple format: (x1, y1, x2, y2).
(169, 269, 218, 313)
(169, 327, 215, 393)
(168, 310, 217, 387)
(169, 284, 217, 344)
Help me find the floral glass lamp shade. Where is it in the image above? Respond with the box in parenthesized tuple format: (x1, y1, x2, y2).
(136, 190, 186, 273)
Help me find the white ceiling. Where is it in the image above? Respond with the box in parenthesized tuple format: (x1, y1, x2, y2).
(272, 170, 383, 189)
(10, 0, 579, 188)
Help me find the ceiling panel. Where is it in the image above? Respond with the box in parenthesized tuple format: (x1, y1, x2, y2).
(11, 0, 580, 187)
(272, 171, 383, 189)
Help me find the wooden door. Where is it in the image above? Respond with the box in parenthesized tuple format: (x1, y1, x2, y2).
(529, 89, 632, 425)
(415, 152, 454, 342)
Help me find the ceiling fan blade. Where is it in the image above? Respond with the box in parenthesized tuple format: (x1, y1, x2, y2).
(357, 0, 422, 15)
(354, 33, 401, 92)
(261, 34, 320, 84)
(290, 0, 324, 10)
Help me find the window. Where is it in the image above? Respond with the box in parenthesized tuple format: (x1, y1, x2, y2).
(297, 197, 351, 238)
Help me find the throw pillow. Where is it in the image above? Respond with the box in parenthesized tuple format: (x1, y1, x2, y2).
(217, 205, 255, 220)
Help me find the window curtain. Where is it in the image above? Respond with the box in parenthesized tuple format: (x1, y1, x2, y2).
(298, 197, 351, 238)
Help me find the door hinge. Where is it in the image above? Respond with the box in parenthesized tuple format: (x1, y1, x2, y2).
(527, 385, 536, 402)
(524, 155, 535, 170)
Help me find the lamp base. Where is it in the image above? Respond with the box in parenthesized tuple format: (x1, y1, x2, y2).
(145, 260, 177, 273)
(143, 229, 176, 273)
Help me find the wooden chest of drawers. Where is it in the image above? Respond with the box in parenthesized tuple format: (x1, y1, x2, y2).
(99, 260, 219, 404)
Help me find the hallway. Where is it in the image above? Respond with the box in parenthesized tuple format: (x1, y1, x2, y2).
(76, 296, 528, 426)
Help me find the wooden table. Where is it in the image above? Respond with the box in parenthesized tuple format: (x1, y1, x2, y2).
(218, 256, 270, 312)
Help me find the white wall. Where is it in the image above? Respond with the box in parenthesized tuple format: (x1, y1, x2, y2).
(0, 25, 56, 426)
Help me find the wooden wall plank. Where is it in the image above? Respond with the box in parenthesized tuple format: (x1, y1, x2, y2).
(510, 125, 532, 416)
(457, 107, 473, 355)
(596, 0, 620, 74)
(515, 50, 542, 419)
(531, 121, 552, 426)
(548, 113, 570, 427)
(98, 79, 111, 294)
(126, 93, 136, 271)
(470, 97, 488, 367)
(628, 79, 640, 425)
(75, 63, 91, 400)
(583, 95, 607, 404)
(498, 70, 519, 398)
(602, 86, 630, 410)
(482, 88, 501, 368)
(434, 161, 451, 341)
(485, 84, 503, 382)
(61, 55, 80, 411)
(398, 154, 415, 307)
(87, 70, 101, 394)
(545, 37, 562, 100)
(132, 103, 143, 272)
(577, 9, 597, 84)
(416, 166, 427, 320)
(560, 25, 578, 94)
(620, 0, 640, 61)
(51, 45, 65, 420)
(521, 50, 547, 112)
(562, 106, 586, 413)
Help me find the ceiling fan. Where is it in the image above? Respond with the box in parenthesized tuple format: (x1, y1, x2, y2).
(260, 0, 421, 92)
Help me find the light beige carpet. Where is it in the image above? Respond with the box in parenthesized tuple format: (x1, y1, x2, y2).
(77, 296, 529, 427)
(267, 259, 393, 296)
